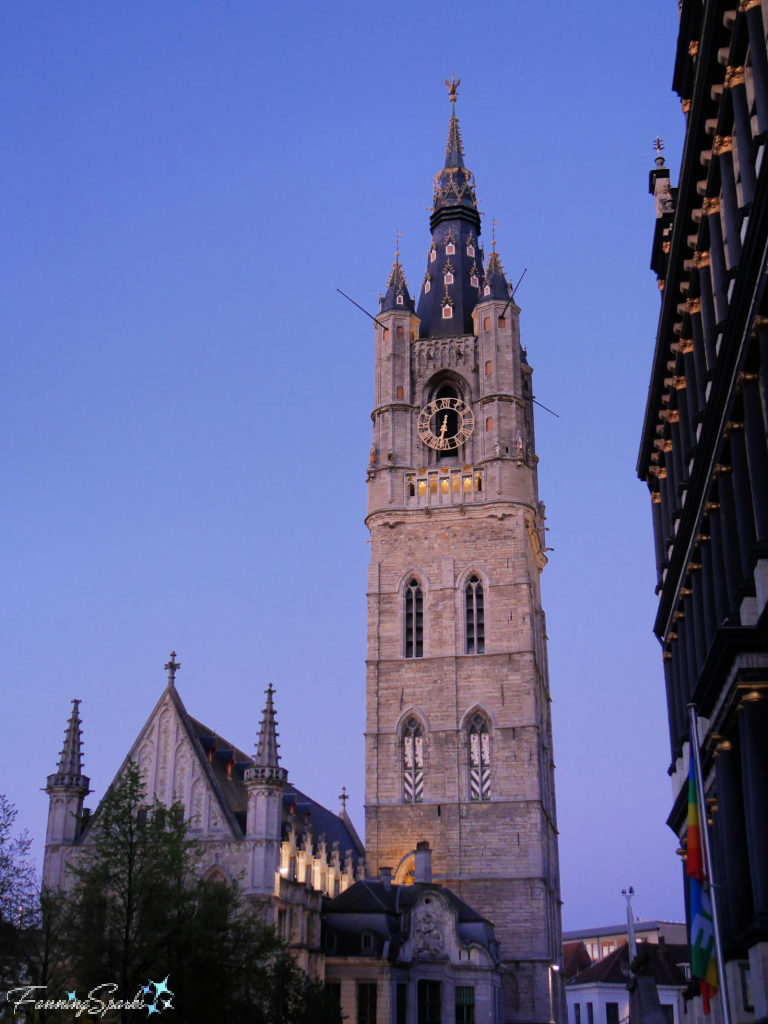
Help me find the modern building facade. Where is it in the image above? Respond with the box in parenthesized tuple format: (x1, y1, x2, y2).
(638, 3, 768, 1023)
(364, 80, 562, 1022)
(563, 923, 688, 966)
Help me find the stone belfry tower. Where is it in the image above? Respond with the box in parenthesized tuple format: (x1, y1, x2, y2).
(365, 78, 563, 1020)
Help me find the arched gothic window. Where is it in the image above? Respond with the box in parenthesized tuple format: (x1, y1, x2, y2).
(469, 715, 491, 801)
(405, 579, 423, 658)
(466, 575, 485, 654)
(403, 718, 424, 803)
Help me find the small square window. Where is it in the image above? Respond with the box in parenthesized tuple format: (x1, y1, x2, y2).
(442, 306, 453, 319)
(484, 285, 491, 296)
(445, 273, 454, 284)
(396, 385, 404, 400)
(485, 361, 493, 375)
(483, 317, 491, 330)
(430, 249, 436, 262)
(425, 280, 431, 293)
(471, 275, 479, 288)
(467, 245, 475, 257)
(383, 327, 390, 340)
(446, 243, 455, 255)
(396, 294, 403, 305)
(361, 931, 374, 953)
(486, 417, 493, 431)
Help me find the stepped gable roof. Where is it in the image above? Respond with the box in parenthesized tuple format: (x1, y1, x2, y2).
(567, 942, 689, 988)
(380, 258, 415, 313)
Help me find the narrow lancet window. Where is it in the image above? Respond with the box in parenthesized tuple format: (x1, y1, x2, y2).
(469, 715, 491, 801)
(466, 575, 485, 654)
(405, 579, 424, 658)
(403, 718, 424, 803)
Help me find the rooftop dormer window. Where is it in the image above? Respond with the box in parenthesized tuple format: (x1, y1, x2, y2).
(396, 294, 403, 305)
(424, 280, 431, 293)
(442, 305, 453, 319)
(467, 245, 475, 257)
(484, 285, 491, 296)
(446, 243, 455, 255)
(361, 931, 374, 954)
(445, 272, 454, 284)
(430, 248, 436, 263)
(471, 275, 479, 288)
(325, 931, 337, 952)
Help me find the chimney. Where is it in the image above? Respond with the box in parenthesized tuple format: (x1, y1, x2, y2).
(379, 866, 392, 890)
(414, 841, 432, 884)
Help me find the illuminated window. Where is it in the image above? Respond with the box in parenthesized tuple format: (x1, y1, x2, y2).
(396, 325, 405, 339)
(467, 245, 475, 257)
(463, 476, 472, 493)
(483, 317, 491, 330)
(466, 576, 485, 655)
(485, 361, 492, 375)
(429, 475, 437, 494)
(404, 580, 423, 658)
(445, 272, 454, 284)
(452, 474, 460, 493)
(441, 478, 449, 494)
(407, 476, 415, 496)
(403, 718, 424, 802)
(396, 385, 404, 400)
(446, 243, 455, 255)
(486, 417, 493, 432)
(418, 479, 427, 496)
(468, 713, 490, 798)
(471, 275, 479, 288)
(442, 305, 453, 319)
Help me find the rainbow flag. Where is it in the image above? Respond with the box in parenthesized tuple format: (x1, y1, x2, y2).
(687, 721, 719, 1014)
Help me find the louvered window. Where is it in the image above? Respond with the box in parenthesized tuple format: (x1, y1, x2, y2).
(403, 718, 424, 803)
(465, 575, 485, 654)
(469, 715, 491, 801)
(405, 579, 423, 658)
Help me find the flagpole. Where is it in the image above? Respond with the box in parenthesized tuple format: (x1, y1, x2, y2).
(688, 703, 732, 1024)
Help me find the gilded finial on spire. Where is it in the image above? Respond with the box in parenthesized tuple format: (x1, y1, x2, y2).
(445, 71, 460, 106)
(395, 228, 403, 259)
(492, 218, 499, 248)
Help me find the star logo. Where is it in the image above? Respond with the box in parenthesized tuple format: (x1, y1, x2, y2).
(67, 991, 77, 1002)
(143, 976, 174, 1015)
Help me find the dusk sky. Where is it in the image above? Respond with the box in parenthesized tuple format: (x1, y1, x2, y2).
(1, 1, 686, 930)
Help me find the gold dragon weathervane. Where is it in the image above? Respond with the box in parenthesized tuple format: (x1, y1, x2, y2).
(446, 71, 460, 107)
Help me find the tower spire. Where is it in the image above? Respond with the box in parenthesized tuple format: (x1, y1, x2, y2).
(444, 72, 465, 169)
(254, 684, 281, 767)
(57, 699, 84, 776)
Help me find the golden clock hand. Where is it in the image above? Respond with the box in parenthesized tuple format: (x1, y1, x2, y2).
(439, 415, 448, 439)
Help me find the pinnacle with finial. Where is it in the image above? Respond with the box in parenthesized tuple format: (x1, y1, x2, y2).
(165, 651, 180, 687)
(57, 699, 85, 775)
(254, 684, 281, 768)
(654, 136, 666, 167)
(445, 71, 460, 106)
(339, 786, 348, 813)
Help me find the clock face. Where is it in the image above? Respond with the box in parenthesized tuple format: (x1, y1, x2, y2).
(417, 397, 475, 450)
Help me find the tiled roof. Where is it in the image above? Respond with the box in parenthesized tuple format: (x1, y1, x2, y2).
(567, 943, 689, 988)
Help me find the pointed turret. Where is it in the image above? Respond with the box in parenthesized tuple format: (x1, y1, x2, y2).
(56, 699, 84, 776)
(245, 684, 288, 896)
(253, 683, 281, 768)
(43, 700, 91, 889)
(417, 77, 484, 338)
(483, 246, 511, 301)
(380, 258, 415, 313)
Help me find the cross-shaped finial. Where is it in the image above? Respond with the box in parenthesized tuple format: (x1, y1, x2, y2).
(339, 786, 348, 812)
(654, 136, 664, 155)
(165, 651, 180, 685)
(492, 218, 499, 246)
(445, 71, 460, 106)
(395, 228, 403, 259)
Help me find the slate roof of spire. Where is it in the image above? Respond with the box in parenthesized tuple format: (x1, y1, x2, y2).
(430, 104, 480, 233)
(58, 700, 84, 775)
(380, 259, 415, 313)
(254, 684, 280, 768)
(483, 247, 510, 301)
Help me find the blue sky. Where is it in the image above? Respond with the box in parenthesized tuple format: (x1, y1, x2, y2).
(1, 1, 686, 930)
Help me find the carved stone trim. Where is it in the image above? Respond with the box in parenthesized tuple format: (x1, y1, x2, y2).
(714, 135, 734, 156)
(725, 66, 746, 88)
(679, 338, 695, 354)
(694, 250, 711, 268)
(739, 0, 761, 11)
(703, 197, 721, 216)
(685, 298, 702, 314)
